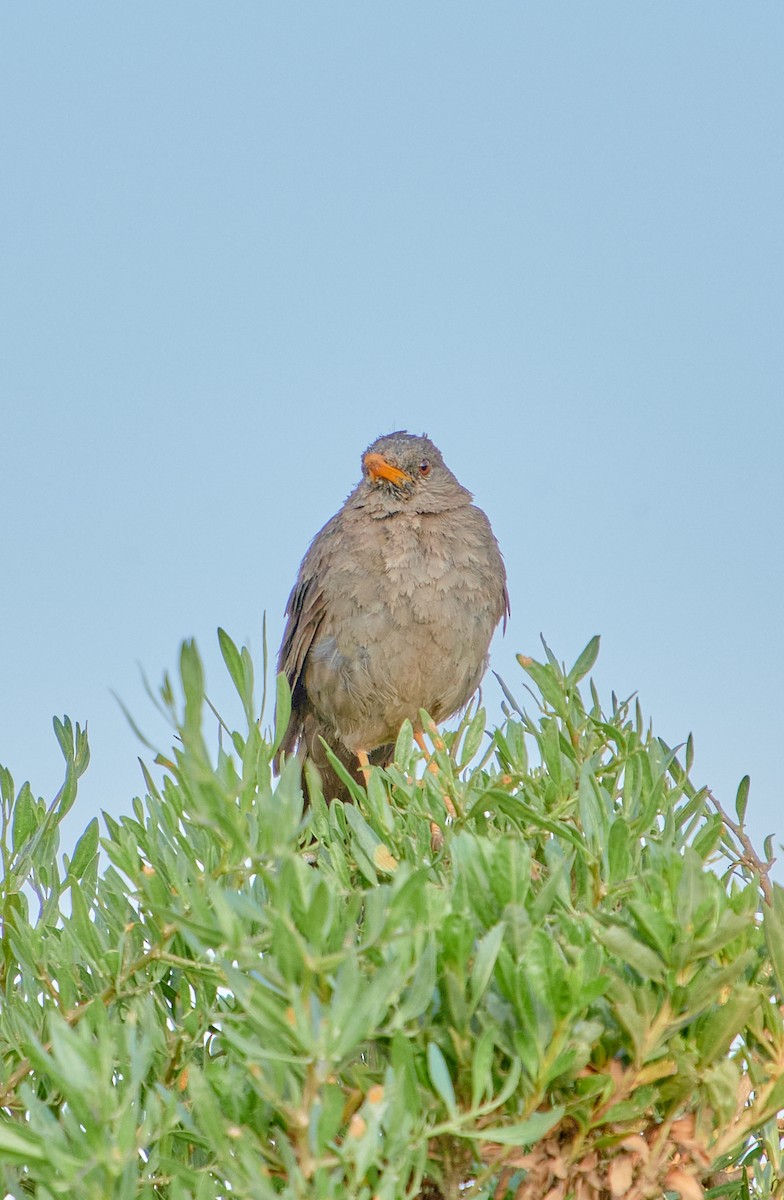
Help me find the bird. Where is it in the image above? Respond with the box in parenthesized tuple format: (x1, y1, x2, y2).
(276, 430, 509, 801)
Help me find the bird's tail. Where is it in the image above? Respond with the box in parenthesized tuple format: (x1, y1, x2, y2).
(276, 710, 393, 805)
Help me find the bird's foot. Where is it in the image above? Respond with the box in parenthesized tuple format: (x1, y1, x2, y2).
(356, 749, 372, 785)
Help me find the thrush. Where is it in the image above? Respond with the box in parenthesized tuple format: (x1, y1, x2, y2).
(276, 431, 509, 801)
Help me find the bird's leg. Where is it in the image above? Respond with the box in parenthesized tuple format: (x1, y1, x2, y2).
(414, 728, 457, 820)
(356, 749, 372, 784)
(414, 729, 441, 775)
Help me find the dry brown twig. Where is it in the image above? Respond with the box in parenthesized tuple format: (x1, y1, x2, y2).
(706, 788, 776, 907)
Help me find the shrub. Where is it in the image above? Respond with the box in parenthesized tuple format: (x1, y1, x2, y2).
(0, 633, 782, 1199)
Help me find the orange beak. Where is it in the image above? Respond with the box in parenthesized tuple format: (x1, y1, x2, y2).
(363, 452, 412, 487)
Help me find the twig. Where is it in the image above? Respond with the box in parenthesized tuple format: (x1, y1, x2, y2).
(0, 934, 177, 1107)
(706, 789, 775, 907)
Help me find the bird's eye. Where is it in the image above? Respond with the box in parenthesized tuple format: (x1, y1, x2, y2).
(419, 459, 431, 476)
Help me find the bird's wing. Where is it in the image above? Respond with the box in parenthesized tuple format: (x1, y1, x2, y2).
(278, 568, 327, 698)
(276, 525, 335, 759)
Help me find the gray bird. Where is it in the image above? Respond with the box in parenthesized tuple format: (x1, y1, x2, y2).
(276, 431, 509, 800)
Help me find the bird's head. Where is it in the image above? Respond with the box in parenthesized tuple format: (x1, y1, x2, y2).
(359, 431, 472, 515)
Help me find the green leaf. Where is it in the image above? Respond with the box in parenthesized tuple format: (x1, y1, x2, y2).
(469, 922, 505, 1013)
(322, 743, 367, 805)
(179, 639, 205, 730)
(696, 985, 760, 1063)
(540, 637, 560, 670)
(111, 690, 159, 752)
(0, 1118, 48, 1162)
(458, 1106, 564, 1145)
(394, 718, 414, 769)
(314, 1082, 346, 1153)
(607, 817, 632, 885)
(273, 671, 292, 756)
(427, 1042, 456, 1115)
(69, 818, 99, 879)
(627, 900, 673, 959)
(517, 656, 568, 717)
(764, 883, 784, 997)
(52, 715, 74, 764)
(397, 938, 437, 1024)
(391, 1030, 420, 1108)
(735, 774, 750, 825)
(593, 921, 667, 982)
(73, 722, 90, 777)
(692, 811, 723, 860)
(219, 627, 255, 725)
(344, 804, 391, 868)
(0, 764, 14, 807)
(218, 626, 245, 700)
(11, 782, 37, 852)
(567, 635, 600, 686)
(471, 1027, 495, 1109)
(54, 769, 78, 821)
(578, 764, 608, 850)
(460, 706, 487, 768)
(328, 961, 402, 1059)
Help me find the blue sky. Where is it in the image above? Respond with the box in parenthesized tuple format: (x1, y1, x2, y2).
(2, 3, 782, 871)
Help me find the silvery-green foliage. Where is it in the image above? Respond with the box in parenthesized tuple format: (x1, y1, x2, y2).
(0, 633, 781, 1199)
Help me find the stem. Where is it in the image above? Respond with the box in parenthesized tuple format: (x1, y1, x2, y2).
(706, 789, 775, 907)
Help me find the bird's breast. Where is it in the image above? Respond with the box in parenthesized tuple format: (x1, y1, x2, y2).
(304, 509, 502, 751)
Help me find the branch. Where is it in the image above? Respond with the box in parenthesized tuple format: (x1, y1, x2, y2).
(706, 789, 775, 907)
